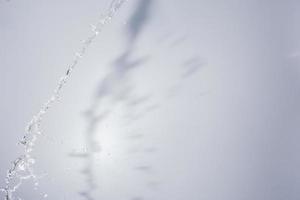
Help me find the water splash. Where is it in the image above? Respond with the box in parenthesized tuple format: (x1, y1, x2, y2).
(0, 1, 127, 199)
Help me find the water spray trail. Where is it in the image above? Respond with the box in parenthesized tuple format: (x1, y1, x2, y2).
(0, 1, 127, 199)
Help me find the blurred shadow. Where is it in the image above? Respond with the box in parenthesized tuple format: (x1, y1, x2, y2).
(131, 197, 144, 200)
(70, 1, 156, 200)
(169, 35, 187, 48)
(127, 0, 153, 44)
(134, 165, 152, 173)
(181, 56, 204, 79)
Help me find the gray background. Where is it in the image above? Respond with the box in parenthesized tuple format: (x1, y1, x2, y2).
(1, 0, 300, 199)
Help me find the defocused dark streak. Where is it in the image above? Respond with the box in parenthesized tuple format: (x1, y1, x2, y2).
(72, 1, 157, 200)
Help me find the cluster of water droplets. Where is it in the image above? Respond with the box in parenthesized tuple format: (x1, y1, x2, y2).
(1, 0, 127, 199)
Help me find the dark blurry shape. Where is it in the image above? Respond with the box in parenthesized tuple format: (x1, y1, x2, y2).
(134, 165, 152, 172)
(127, 133, 144, 140)
(128, 0, 153, 43)
(146, 180, 161, 189)
(72, 0, 156, 200)
(127, 95, 152, 107)
(164, 55, 205, 99)
(78, 192, 94, 200)
(131, 197, 144, 200)
(68, 153, 88, 158)
(124, 103, 160, 125)
(127, 146, 157, 154)
(144, 147, 157, 153)
(183, 56, 201, 66)
(169, 35, 187, 47)
(140, 103, 160, 115)
(181, 56, 204, 78)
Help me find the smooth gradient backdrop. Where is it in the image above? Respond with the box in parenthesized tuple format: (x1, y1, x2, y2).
(1, 0, 300, 200)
